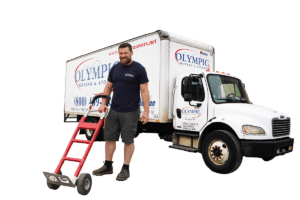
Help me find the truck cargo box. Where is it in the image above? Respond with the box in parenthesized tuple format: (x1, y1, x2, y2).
(64, 30, 215, 123)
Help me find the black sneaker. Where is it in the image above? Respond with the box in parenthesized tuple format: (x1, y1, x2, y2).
(92, 162, 113, 176)
(116, 167, 130, 181)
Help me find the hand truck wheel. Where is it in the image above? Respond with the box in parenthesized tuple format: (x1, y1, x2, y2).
(76, 172, 93, 196)
(46, 170, 63, 191)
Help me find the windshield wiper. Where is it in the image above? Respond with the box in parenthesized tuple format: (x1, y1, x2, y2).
(215, 99, 233, 102)
(237, 99, 249, 102)
(215, 98, 251, 103)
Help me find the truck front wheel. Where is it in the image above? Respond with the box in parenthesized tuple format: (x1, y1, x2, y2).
(202, 130, 243, 174)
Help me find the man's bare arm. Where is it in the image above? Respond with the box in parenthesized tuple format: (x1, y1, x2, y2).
(140, 82, 149, 124)
(98, 81, 113, 112)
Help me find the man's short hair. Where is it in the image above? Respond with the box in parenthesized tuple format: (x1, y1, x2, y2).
(118, 43, 132, 52)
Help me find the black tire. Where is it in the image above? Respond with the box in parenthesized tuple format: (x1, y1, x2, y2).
(47, 171, 62, 190)
(262, 156, 275, 162)
(77, 173, 92, 195)
(80, 117, 101, 141)
(158, 133, 173, 143)
(79, 117, 96, 137)
(135, 131, 140, 138)
(46, 182, 61, 191)
(162, 133, 172, 142)
(202, 130, 243, 174)
(158, 124, 174, 142)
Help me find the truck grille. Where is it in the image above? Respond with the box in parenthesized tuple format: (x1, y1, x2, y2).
(272, 118, 290, 137)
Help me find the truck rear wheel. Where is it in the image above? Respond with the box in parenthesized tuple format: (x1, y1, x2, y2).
(202, 130, 243, 174)
(80, 117, 102, 141)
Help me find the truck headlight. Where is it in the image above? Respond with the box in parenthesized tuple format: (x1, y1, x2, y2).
(242, 125, 265, 135)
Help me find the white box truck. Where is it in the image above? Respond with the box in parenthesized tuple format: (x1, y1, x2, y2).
(64, 30, 294, 174)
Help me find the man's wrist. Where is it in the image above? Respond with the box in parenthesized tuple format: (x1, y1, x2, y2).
(143, 108, 149, 113)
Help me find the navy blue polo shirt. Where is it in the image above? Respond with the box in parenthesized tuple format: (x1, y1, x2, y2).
(108, 61, 149, 112)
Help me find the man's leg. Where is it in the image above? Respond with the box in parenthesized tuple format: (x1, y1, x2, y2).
(115, 143, 134, 180)
(106, 141, 116, 161)
(124, 143, 134, 165)
(92, 141, 116, 176)
(103, 108, 120, 161)
(116, 107, 139, 181)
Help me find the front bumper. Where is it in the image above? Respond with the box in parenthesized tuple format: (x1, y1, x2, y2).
(241, 137, 294, 157)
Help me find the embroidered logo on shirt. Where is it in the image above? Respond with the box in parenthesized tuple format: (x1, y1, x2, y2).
(125, 73, 134, 77)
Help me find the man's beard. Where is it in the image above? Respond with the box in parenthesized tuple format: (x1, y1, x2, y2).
(121, 57, 132, 65)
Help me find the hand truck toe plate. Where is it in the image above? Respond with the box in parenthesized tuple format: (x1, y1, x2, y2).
(43, 172, 76, 188)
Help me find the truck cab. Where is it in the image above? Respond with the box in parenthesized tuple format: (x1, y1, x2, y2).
(171, 71, 294, 174)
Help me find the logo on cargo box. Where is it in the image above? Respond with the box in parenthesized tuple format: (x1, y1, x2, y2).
(181, 107, 201, 118)
(74, 58, 119, 93)
(200, 51, 208, 56)
(140, 100, 156, 107)
(175, 49, 209, 70)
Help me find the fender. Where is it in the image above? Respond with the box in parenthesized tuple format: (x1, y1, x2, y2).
(197, 121, 236, 152)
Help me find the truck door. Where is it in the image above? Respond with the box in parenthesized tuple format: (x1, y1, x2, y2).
(173, 74, 208, 131)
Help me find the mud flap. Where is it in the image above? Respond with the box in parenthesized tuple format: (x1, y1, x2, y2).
(43, 172, 76, 188)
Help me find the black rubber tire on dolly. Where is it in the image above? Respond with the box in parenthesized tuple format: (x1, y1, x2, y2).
(77, 173, 92, 195)
(47, 171, 62, 190)
(79, 117, 100, 141)
(262, 156, 275, 161)
(202, 130, 243, 174)
(46, 182, 61, 191)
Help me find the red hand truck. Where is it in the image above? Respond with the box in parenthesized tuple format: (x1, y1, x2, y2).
(43, 95, 110, 195)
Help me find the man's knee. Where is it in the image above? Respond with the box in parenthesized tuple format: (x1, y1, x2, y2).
(106, 141, 116, 147)
(106, 141, 116, 144)
(124, 143, 134, 148)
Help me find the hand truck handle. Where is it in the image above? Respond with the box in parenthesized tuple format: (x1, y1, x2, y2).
(90, 95, 110, 106)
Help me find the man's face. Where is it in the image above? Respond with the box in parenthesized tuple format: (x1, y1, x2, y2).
(119, 47, 133, 65)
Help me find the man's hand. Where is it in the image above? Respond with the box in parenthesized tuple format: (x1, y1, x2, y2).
(141, 111, 149, 124)
(97, 81, 113, 113)
(98, 104, 105, 113)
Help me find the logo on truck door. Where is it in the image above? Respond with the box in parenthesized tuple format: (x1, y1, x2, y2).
(181, 107, 201, 118)
(175, 49, 209, 70)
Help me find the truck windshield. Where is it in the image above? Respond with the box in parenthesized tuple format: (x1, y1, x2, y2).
(207, 74, 250, 104)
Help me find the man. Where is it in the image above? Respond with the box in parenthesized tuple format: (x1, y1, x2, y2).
(92, 43, 150, 181)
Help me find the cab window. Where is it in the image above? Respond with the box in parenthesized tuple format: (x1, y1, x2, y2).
(181, 76, 205, 102)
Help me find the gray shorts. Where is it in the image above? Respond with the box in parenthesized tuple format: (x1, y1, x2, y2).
(104, 107, 140, 144)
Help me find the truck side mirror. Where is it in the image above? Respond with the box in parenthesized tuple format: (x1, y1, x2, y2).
(242, 83, 245, 88)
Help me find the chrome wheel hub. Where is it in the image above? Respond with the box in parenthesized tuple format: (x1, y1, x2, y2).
(208, 140, 229, 165)
(86, 129, 93, 137)
(84, 179, 90, 190)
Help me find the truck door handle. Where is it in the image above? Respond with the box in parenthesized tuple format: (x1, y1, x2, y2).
(176, 109, 181, 119)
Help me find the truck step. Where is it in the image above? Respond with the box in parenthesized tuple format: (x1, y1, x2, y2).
(174, 131, 199, 138)
(169, 144, 198, 153)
